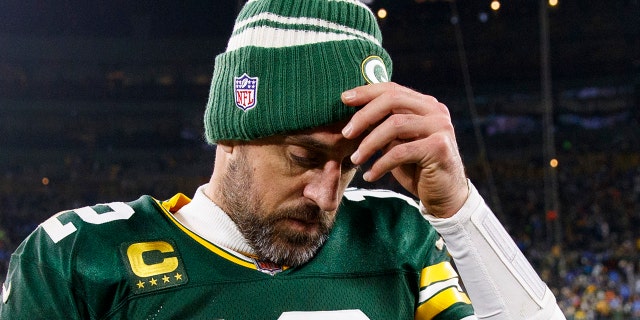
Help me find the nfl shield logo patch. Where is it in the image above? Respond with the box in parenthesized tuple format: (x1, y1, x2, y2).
(234, 73, 259, 111)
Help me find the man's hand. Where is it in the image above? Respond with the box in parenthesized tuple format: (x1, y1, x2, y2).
(341, 82, 468, 218)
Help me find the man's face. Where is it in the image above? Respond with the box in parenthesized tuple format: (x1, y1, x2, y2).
(218, 123, 360, 267)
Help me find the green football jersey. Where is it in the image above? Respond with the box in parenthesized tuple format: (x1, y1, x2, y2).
(0, 188, 474, 319)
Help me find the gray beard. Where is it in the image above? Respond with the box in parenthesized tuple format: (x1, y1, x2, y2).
(219, 150, 334, 267)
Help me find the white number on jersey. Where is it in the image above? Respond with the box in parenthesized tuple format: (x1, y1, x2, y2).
(41, 202, 135, 243)
(278, 310, 370, 320)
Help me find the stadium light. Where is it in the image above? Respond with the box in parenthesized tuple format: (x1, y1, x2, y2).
(377, 8, 388, 19)
(490, 0, 501, 11)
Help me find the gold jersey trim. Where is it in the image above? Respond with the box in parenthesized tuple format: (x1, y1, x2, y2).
(416, 261, 472, 319)
(156, 194, 258, 270)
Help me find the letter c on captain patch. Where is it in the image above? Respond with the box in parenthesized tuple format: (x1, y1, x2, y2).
(126, 241, 179, 277)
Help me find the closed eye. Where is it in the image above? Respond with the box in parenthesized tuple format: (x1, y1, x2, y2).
(289, 153, 321, 169)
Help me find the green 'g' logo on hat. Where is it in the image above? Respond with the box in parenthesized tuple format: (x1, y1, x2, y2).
(361, 56, 389, 84)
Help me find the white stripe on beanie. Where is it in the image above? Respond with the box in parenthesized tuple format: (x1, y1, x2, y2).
(231, 12, 381, 47)
(227, 26, 369, 52)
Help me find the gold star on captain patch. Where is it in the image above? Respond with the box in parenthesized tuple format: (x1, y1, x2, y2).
(149, 278, 158, 286)
(163, 275, 170, 283)
(174, 273, 183, 281)
(136, 280, 145, 289)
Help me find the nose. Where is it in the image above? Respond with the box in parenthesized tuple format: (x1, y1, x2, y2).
(303, 161, 342, 212)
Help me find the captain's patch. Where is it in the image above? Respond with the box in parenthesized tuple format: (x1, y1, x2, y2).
(120, 240, 189, 294)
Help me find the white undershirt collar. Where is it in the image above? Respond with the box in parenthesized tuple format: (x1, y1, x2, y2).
(173, 184, 255, 256)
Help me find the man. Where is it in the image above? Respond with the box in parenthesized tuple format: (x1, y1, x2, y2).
(0, 0, 565, 319)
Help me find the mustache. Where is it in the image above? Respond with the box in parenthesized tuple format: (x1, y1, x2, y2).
(269, 204, 326, 223)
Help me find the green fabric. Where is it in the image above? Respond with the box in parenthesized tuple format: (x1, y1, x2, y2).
(0, 189, 474, 319)
(204, 0, 392, 142)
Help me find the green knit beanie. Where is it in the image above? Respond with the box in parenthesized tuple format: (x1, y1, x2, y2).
(204, 0, 392, 143)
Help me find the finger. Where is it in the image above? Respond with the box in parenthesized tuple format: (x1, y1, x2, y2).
(362, 131, 457, 183)
(361, 138, 423, 183)
(341, 84, 444, 139)
(351, 113, 453, 166)
(341, 82, 416, 107)
(342, 85, 421, 139)
(342, 82, 441, 113)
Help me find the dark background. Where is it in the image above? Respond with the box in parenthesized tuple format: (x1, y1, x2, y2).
(1, 1, 637, 85)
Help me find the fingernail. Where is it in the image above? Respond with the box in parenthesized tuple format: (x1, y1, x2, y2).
(342, 90, 356, 101)
(342, 122, 353, 137)
(350, 149, 360, 163)
(363, 171, 371, 182)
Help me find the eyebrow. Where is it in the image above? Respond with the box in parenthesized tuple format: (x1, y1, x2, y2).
(284, 135, 332, 152)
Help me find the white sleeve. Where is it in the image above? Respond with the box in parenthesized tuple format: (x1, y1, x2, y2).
(422, 180, 565, 320)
